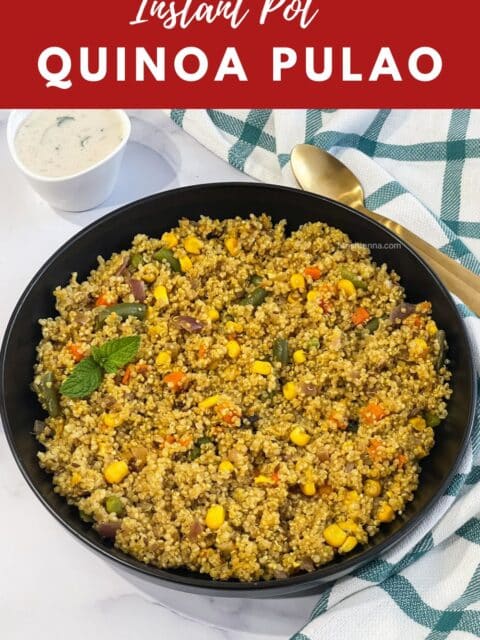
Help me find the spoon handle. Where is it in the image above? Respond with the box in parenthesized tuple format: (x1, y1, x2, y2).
(357, 205, 480, 315)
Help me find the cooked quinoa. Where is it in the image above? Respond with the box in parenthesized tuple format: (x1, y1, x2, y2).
(33, 215, 451, 581)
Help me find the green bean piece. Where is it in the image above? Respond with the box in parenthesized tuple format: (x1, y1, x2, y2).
(239, 287, 268, 307)
(435, 329, 447, 370)
(249, 274, 263, 286)
(130, 253, 143, 269)
(153, 247, 181, 273)
(96, 303, 147, 329)
(195, 436, 214, 447)
(425, 411, 441, 428)
(307, 337, 320, 350)
(272, 338, 289, 365)
(105, 495, 125, 516)
(364, 317, 380, 333)
(33, 372, 60, 418)
(340, 269, 368, 290)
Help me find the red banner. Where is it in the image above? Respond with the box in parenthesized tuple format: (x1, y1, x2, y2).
(0, 0, 475, 107)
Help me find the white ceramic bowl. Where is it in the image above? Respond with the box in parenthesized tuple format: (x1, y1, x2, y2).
(6, 110, 131, 212)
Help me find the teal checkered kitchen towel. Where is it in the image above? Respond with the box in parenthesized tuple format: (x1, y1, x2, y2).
(139, 109, 480, 638)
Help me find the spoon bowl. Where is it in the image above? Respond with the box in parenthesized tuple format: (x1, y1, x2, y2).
(291, 144, 365, 209)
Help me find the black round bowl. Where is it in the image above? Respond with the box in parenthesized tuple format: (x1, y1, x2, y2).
(0, 183, 476, 597)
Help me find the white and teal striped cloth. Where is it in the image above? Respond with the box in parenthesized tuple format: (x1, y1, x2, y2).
(161, 110, 480, 639)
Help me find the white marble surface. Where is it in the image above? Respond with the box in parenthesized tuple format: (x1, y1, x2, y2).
(0, 111, 319, 639)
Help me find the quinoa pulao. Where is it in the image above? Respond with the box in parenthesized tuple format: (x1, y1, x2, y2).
(33, 215, 451, 581)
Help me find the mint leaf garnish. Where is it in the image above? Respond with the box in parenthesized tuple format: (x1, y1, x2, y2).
(91, 335, 141, 374)
(60, 357, 103, 398)
(60, 336, 141, 399)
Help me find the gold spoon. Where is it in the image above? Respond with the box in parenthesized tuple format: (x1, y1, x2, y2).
(291, 144, 480, 315)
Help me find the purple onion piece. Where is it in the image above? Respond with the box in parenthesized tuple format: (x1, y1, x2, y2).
(188, 518, 204, 541)
(95, 521, 121, 539)
(171, 315, 204, 333)
(115, 256, 130, 276)
(300, 382, 318, 396)
(33, 419, 46, 435)
(274, 569, 289, 580)
(389, 302, 416, 324)
(129, 278, 146, 303)
(299, 558, 315, 572)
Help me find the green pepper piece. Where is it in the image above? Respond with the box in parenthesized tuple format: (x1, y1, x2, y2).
(96, 303, 147, 329)
(272, 338, 289, 365)
(346, 419, 359, 433)
(78, 509, 92, 522)
(340, 269, 368, 290)
(189, 436, 214, 461)
(32, 371, 60, 418)
(105, 495, 125, 516)
(188, 446, 201, 461)
(425, 411, 442, 428)
(364, 317, 380, 333)
(130, 253, 143, 269)
(153, 248, 181, 273)
(249, 274, 263, 286)
(239, 287, 268, 307)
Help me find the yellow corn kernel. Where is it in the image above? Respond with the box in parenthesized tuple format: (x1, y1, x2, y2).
(287, 292, 301, 304)
(102, 413, 123, 429)
(426, 320, 438, 336)
(344, 490, 359, 503)
(153, 285, 169, 305)
(252, 360, 273, 376)
(148, 322, 168, 337)
(205, 504, 225, 530)
(293, 349, 306, 364)
(323, 523, 348, 548)
(155, 351, 172, 369)
(184, 236, 203, 254)
(339, 535, 358, 554)
(225, 320, 243, 334)
(225, 236, 240, 256)
(377, 503, 395, 523)
(104, 460, 129, 484)
(338, 279, 356, 296)
(161, 232, 178, 248)
(198, 395, 221, 410)
(301, 482, 316, 496)
(179, 255, 193, 272)
(409, 337, 429, 358)
(254, 474, 275, 485)
(364, 479, 382, 497)
(338, 519, 361, 534)
(98, 441, 108, 457)
(207, 308, 220, 321)
(290, 273, 306, 290)
(409, 416, 427, 431)
(306, 289, 321, 303)
(142, 272, 157, 284)
(218, 460, 234, 474)
(226, 340, 241, 359)
(282, 382, 298, 401)
(71, 472, 82, 486)
(289, 427, 311, 446)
